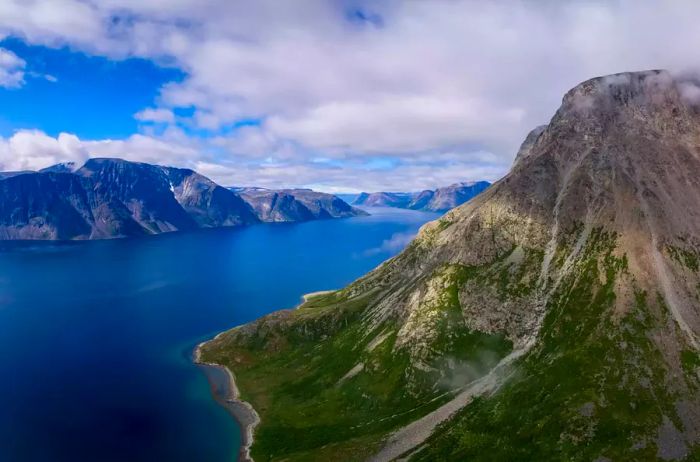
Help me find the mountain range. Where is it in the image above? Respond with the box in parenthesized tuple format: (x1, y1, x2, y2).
(234, 187, 365, 223)
(0, 158, 365, 240)
(200, 70, 700, 461)
(352, 181, 491, 212)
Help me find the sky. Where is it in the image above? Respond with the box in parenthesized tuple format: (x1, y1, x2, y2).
(0, 1, 699, 192)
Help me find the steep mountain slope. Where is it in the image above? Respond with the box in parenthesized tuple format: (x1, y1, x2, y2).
(78, 158, 199, 237)
(165, 167, 259, 227)
(0, 171, 94, 239)
(0, 159, 361, 240)
(200, 70, 700, 461)
(237, 188, 367, 222)
(406, 190, 434, 210)
(353, 182, 491, 213)
(353, 191, 414, 208)
(421, 181, 491, 212)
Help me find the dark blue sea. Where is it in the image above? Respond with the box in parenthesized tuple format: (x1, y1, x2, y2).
(0, 207, 438, 462)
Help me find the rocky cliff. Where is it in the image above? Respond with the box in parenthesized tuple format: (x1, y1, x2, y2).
(201, 70, 700, 461)
(353, 191, 414, 208)
(353, 181, 491, 213)
(0, 159, 362, 240)
(237, 188, 367, 222)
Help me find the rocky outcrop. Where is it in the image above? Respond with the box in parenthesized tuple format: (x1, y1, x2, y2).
(237, 188, 367, 222)
(202, 70, 700, 461)
(0, 159, 362, 240)
(511, 124, 546, 168)
(353, 182, 491, 213)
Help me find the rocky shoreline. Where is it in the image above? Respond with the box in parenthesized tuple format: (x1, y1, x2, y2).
(193, 338, 260, 462)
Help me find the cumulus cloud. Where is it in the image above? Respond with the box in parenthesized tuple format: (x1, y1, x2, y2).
(2, 1, 700, 189)
(0, 130, 196, 172)
(134, 107, 176, 124)
(0, 47, 25, 88)
(0, 130, 88, 171)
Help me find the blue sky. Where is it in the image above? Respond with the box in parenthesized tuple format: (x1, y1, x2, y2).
(0, 1, 697, 192)
(0, 38, 182, 139)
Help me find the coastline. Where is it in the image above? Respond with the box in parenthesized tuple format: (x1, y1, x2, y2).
(194, 337, 260, 462)
(193, 290, 333, 461)
(301, 289, 334, 303)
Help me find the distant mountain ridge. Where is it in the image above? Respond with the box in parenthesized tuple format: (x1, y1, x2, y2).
(352, 181, 491, 212)
(233, 187, 368, 222)
(0, 158, 365, 240)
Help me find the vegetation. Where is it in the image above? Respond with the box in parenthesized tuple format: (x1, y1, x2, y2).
(200, 265, 513, 461)
(201, 227, 699, 461)
(412, 229, 698, 461)
(668, 245, 700, 272)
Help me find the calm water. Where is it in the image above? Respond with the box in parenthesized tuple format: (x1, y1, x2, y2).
(0, 207, 438, 462)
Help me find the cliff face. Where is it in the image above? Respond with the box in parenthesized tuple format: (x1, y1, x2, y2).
(0, 172, 94, 240)
(353, 182, 491, 213)
(78, 158, 199, 237)
(237, 188, 368, 222)
(165, 167, 259, 228)
(352, 191, 413, 208)
(201, 70, 700, 461)
(0, 159, 361, 240)
(421, 181, 491, 212)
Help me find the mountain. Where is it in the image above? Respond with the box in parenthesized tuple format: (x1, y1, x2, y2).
(0, 170, 34, 180)
(419, 181, 491, 212)
(0, 159, 361, 240)
(353, 181, 491, 213)
(334, 193, 360, 204)
(199, 70, 700, 461)
(406, 189, 434, 210)
(39, 162, 78, 174)
(236, 188, 368, 222)
(165, 167, 259, 228)
(352, 191, 414, 208)
(78, 158, 200, 237)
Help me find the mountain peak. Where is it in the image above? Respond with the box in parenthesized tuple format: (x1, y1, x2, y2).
(555, 69, 700, 130)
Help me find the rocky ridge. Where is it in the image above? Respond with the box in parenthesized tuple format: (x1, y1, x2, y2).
(236, 187, 367, 222)
(352, 181, 491, 213)
(0, 158, 364, 240)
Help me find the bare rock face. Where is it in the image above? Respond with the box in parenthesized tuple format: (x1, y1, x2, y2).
(421, 181, 491, 212)
(511, 124, 547, 168)
(0, 159, 361, 240)
(237, 188, 367, 222)
(0, 172, 94, 240)
(78, 158, 199, 237)
(354, 182, 491, 213)
(164, 167, 259, 228)
(202, 70, 700, 461)
(353, 191, 414, 208)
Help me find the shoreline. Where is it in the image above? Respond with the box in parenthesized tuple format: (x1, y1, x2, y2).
(193, 338, 260, 462)
(193, 289, 333, 461)
(300, 289, 334, 303)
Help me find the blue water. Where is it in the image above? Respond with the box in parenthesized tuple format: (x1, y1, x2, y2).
(0, 207, 438, 462)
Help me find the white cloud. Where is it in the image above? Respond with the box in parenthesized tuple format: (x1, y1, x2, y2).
(0, 130, 197, 172)
(2, 1, 700, 189)
(0, 47, 25, 88)
(0, 130, 88, 171)
(134, 107, 176, 124)
(0, 128, 507, 191)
